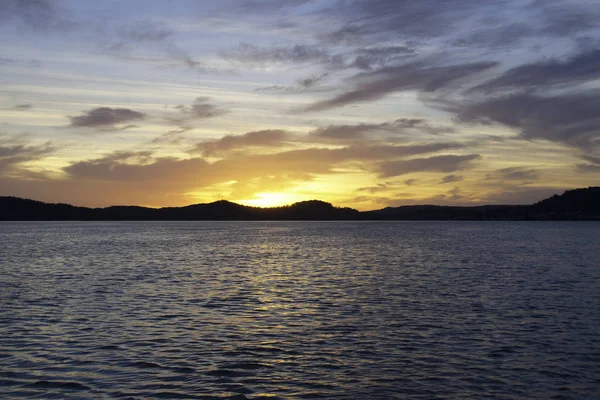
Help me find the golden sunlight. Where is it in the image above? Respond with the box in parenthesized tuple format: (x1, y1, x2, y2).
(238, 192, 301, 208)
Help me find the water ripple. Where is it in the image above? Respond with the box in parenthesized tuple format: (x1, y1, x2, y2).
(0, 221, 599, 399)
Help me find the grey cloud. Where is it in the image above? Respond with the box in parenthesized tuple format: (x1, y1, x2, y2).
(0, 139, 55, 173)
(303, 61, 498, 112)
(581, 155, 600, 165)
(439, 174, 463, 184)
(309, 118, 447, 142)
(297, 73, 330, 89)
(473, 49, 600, 93)
(539, 1, 600, 36)
(457, 92, 600, 150)
(481, 186, 564, 205)
(404, 179, 417, 185)
(117, 21, 173, 43)
(356, 183, 390, 194)
(169, 97, 228, 126)
(105, 20, 210, 73)
(254, 85, 289, 92)
(324, 0, 482, 43)
(13, 104, 33, 110)
(378, 154, 481, 178)
(485, 167, 539, 181)
(350, 45, 417, 71)
(0, 0, 71, 31)
(575, 155, 600, 174)
(222, 42, 330, 66)
(151, 128, 191, 146)
(576, 164, 600, 174)
(69, 107, 146, 128)
(64, 153, 208, 183)
(191, 129, 289, 156)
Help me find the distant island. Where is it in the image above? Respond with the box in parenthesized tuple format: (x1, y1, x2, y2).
(1, 187, 599, 221)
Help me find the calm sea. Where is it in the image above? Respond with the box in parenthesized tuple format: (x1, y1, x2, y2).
(1, 221, 599, 399)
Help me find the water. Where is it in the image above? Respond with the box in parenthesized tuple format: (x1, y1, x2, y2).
(1, 221, 599, 399)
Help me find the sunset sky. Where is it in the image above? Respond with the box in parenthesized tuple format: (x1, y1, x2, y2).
(1, 0, 599, 209)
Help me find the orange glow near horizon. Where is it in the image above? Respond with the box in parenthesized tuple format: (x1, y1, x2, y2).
(238, 192, 303, 208)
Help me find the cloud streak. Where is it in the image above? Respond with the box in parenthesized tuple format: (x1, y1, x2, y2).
(303, 61, 497, 112)
(69, 107, 146, 129)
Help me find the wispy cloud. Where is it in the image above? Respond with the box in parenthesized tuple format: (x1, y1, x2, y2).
(69, 107, 146, 129)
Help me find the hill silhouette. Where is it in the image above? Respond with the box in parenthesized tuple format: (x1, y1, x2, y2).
(0, 187, 599, 221)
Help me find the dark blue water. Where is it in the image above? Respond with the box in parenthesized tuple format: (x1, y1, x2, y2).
(1, 221, 599, 399)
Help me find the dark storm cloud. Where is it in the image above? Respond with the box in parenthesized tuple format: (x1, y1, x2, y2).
(457, 92, 600, 150)
(303, 61, 498, 112)
(378, 154, 481, 178)
(0, 0, 71, 31)
(485, 167, 539, 181)
(472, 49, 600, 93)
(439, 174, 463, 184)
(191, 129, 289, 156)
(69, 107, 146, 128)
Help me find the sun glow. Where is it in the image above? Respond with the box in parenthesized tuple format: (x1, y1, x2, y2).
(239, 192, 301, 208)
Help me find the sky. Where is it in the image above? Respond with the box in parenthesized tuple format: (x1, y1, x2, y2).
(1, 0, 599, 210)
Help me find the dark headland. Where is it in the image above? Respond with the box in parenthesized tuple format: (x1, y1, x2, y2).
(1, 187, 599, 221)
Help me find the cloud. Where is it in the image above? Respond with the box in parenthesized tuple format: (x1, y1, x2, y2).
(191, 129, 289, 156)
(481, 186, 564, 205)
(254, 73, 331, 93)
(472, 49, 600, 93)
(539, 1, 600, 36)
(439, 174, 463, 184)
(349, 45, 417, 71)
(222, 42, 330, 66)
(0, 0, 71, 31)
(576, 164, 600, 174)
(485, 167, 539, 181)
(103, 20, 215, 73)
(0, 137, 55, 174)
(575, 155, 600, 173)
(323, 0, 484, 43)
(170, 97, 228, 124)
(297, 72, 330, 89)
(308, 118, 453, 143)
(69, 107, 146, 128)
(116, 20, 173, 43)
(356, 182, 390, 194)
(13, 104, 33, 110)
(303, 61, 498, 112)
(378, 154, 481, 178)
(457, 92, 600, 150)
(151, 128, 191, 146)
